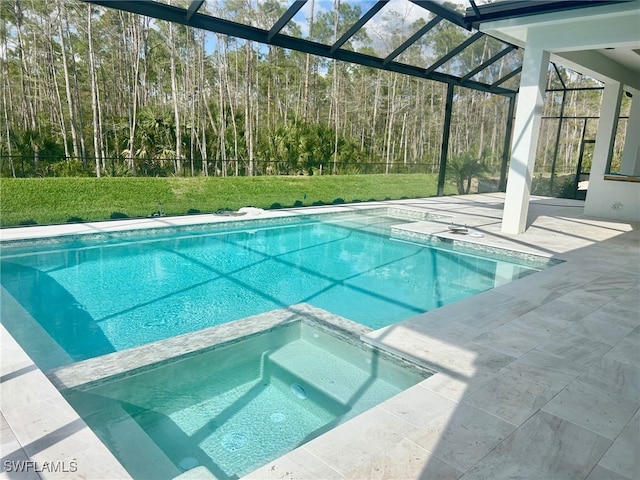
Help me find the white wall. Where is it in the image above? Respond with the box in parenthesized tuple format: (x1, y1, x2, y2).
(584, 181, 640, 222)
(585, 83, 640, 222)
(590, 91, 640, 222)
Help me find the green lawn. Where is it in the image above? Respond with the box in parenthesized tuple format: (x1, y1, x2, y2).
(0, 174, 452, 227)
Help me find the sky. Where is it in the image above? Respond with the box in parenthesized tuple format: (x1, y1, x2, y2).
(289, 0, 465, 45)
(199, 0, 476, 58)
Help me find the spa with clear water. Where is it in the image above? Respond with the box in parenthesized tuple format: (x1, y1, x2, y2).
(0, 209, 553, 478)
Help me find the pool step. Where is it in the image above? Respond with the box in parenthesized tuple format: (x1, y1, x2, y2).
(96, 406, 182, 480)
(264, 339, 397, 413)
(173, 466, 218, 480)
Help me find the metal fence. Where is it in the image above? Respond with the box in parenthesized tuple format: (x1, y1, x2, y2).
(0, 155, 440, 178)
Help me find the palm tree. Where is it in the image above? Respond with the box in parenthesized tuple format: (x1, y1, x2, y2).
(446, 152, 489, 194)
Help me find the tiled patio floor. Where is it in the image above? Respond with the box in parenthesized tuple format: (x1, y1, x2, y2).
(249, 194, 640, 480)
(1, 193, 638, 480)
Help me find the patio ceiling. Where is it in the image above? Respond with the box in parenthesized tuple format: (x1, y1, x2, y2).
(473, 0, 640, 90)
(464, 0, 632, 26)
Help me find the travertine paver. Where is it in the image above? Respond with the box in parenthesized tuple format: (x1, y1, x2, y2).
(542, 378, 638, 440)
(597, 410, 640, 479)
(0, 325, 132, 480)
(461, 410, 612, 479)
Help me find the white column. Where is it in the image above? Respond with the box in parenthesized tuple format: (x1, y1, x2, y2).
(584, 81, 622, 217)
(501, 43, 550, 235)
(620, 91, 640, 176)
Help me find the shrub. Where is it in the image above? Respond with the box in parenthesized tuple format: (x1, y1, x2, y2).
(18, 219, 37, 226)
(270, 202, 283, 209)
(48, 159, 91, 177)
(446, 152, 489, 194)
(312, 200, 326, 206)
(110, 211, 128, 219)
(66, 216, 83, 223)
(332, 198, 345, 205)
(293, 200, 303, 207)
(557, 178, 576, 199)
(531, 174, 576, 198)
(186, 208, 201, 215)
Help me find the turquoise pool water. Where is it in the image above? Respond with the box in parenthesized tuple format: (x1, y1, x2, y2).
(63, 321, 431, 479)
(0, 212, 540, 368)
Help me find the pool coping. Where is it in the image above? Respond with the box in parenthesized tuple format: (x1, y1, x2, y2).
(0, 324, 133, 480)
(0, 203, 559, 268)
(46, 303, 374, 392)
(0, 204, 418, 244)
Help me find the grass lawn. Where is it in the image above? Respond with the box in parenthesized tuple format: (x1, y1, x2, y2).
(0, 174, 453, 227)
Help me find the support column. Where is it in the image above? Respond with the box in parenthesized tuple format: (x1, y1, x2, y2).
(620, 91, 640, 176)
(501, 43, 550, 234)
(584, 81, 622, 216)
(437, 83, 455, 197)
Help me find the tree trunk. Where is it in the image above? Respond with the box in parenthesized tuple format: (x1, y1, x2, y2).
(14, 0, 39, 171)
(46, 15, 70, 161)
(371, 71, 381, 159)
(331, 0, 340, 174)
(478, 93, 486, 159)
(13, 1, 35, 131)
(385, 74, 398, 174)
(401, 111, 408, 166)
(168, 23, 182, 174)
(67, 12, 88, 164)
(245, 42, 254, 176)
(302, 0, 315, 122)
(126, 13, 141, 172)
(190, 75, 196, 177)
(87, 5, 101, 177)
(1, 69, 16, 177)
(217, 36, 227, 177)
(224, 48, 239, 176)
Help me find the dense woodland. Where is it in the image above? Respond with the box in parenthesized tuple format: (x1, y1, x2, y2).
(1, 0, 616, 186)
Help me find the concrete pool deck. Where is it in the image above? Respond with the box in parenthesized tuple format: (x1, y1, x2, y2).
(1, 193, 638, 479)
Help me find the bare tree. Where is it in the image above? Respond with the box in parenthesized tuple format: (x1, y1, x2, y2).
(87, 4, 102, 176)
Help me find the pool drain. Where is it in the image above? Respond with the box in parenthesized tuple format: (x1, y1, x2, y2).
(179, 457, 199, 471)
(290, 383, 307, 400)
(221, 432, 249, 452)
(270, 412, 286, 423)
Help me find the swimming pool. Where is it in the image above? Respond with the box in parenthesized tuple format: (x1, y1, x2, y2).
(62, 320, 431, 479)
(0, 209, 545, 370)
